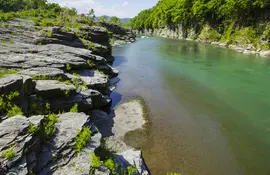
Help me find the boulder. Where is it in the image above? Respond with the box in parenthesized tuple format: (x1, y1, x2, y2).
(234, 47, 245, 53)
(260, 50, 270, 57)
(115, 149, 149, 175)
(0, 74, 35, 105)
(77, 88, 111, 109)
(52, 133, 102, 175)
(49, 93, 93, 112)
(95, 63, 119, 77)
(49, 88, 111, 112)
(37, 112, 98, 174)
(112, 100, 146, 138)
(0, 116, 30, 151)
(79, 70, 109, 93)
(0, 116, 35, 170)
(0, 74, 23, 95)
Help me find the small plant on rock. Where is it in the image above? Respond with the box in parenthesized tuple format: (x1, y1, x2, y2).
(72, 73, 80, 78)
(65, 64, 72, 71)
(87, 60, 95, 68)
(90, 152, 101, 173)
(127, 166, 138, 175)
(0, 69, 20, 78)
(0, 91, 23, 118)
(1, 145, 16, 160)
(80, 82, 89, 90)
(64, 80, 71, 85)
(4, 23, 9, 28)
(28, 123, 39, 134)
(47, 29, 53, 38)
(64, 90, 70, 96)
(42, 113, 59, 142)
(7, 105, 23, 118)
(70, 103, 78, 112)
(74, 127, 91, 154)
(104, 158, 116, 174)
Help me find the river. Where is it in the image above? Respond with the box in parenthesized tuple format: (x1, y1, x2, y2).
(111, 37, 270, 175)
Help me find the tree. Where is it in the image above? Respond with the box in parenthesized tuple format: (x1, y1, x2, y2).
(88, 8, 95, 19)
(99, 15, 108, 22)
(110, 16, 122, 25)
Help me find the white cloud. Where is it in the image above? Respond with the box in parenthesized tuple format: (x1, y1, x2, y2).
(122, 1, 128, 7)
(48, 0, 134, 18)
(48, 0, 159, 18)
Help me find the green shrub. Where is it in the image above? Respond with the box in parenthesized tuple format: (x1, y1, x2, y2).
(0, 91, 23, 118)
(32, 17, 41, 26)
(6, 91, 19, 100)
(7, 105, 23, 118)
(1, 145, 16, 160)
(127, 166, 138, 175)
(231, 27, 257, 46)
(28, 101, 50, 116)
(75, 127, 91, 153)
(28, 123, 39, 134)
(65, 26, 72, 32)
(64, 90, 70, 96)
(87, 60, 95, 68)
(40, 19, 55, 27)
(80, 82, 89, 89)
(90, 152, 101, 169)
(0, 11, 17, 22)
(72, 73, 80, 77)
(70, 104, 78, 112)
(198, 25, 221, 42)
(0, 69, 19, 78)
(4, 23, 9, 28)
(64, 80, 71, 85)
(104, 159, 116, 174)
(65, 64, 72, 71)
(220, 21, 235, 43)
(73, 23, 82, 30)
(47, 29, 53, 37)
(42, 113, 59, 141)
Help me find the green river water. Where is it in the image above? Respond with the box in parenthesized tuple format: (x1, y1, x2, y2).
(111, 37, 270, 175)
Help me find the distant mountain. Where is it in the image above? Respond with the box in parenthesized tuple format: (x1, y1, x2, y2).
(96, 16, 131, 24)
(121, 18, 131, 23)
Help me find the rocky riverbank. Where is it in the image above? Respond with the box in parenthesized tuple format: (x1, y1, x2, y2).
(0, 16, 148, 175)
(136, 26, 270, 58)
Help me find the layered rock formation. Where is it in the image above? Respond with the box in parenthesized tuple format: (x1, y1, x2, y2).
(0, 18, 149, 175)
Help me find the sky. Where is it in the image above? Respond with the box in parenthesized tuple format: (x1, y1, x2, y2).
(47, 0, 158, 18)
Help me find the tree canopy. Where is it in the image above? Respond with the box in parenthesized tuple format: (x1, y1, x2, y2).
(110, 16, 122, 25)
(130, 0, 270, 29)
(0, 0, 47, 12)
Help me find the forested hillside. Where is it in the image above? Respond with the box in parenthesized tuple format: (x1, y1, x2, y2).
(131, 0, 270, 51)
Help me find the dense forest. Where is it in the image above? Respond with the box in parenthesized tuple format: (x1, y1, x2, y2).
(130, 0, 270, 49)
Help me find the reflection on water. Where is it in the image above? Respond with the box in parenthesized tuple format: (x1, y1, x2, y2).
(112, 37, 270, 175)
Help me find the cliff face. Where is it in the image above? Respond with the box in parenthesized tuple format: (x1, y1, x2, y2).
(0, 17, 148, 175)
(136, 24, 270, 58)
